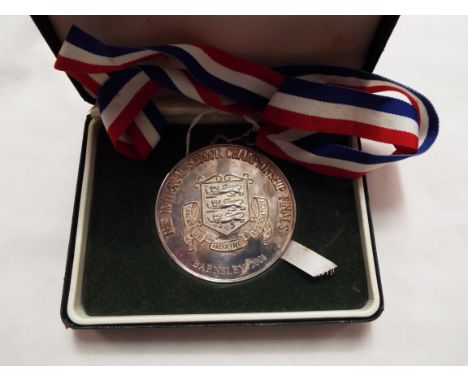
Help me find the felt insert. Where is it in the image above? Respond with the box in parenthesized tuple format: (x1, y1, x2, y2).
(81, 121, 369, 317)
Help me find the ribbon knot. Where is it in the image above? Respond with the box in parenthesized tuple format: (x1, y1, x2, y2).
(55, 25, 438, 178)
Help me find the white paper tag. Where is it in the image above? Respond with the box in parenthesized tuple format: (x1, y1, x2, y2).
(281, 240, 337, 277)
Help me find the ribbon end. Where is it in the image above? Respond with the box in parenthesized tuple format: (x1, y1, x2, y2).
(281, 240, 337, 278)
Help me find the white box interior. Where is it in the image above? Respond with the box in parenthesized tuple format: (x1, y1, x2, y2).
(49, 16, 382, 68)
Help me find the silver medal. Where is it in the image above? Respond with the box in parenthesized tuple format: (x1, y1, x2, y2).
(155, 144, 296, 283)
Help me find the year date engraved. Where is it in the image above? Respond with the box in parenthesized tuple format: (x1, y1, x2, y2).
(192, 254, 268, 276)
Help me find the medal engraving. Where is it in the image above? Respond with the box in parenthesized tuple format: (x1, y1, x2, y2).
(155, 144, 296, 283)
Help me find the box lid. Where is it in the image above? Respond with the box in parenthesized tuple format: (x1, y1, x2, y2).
(33, 15, 398, 105)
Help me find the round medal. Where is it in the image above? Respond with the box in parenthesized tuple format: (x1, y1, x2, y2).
(155, 144, 296, 283)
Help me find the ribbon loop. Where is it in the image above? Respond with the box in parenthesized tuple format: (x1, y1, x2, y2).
(55, 25, 438, 178)
(97, 68, 163, 160)
(262, 76, 420, 151)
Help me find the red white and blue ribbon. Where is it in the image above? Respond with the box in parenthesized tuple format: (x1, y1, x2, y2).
(55, 26, 438, 178)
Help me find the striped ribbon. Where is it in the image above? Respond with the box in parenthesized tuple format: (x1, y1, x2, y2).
(55, 25, 438, 178)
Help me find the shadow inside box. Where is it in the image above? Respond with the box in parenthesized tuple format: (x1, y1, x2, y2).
(366, 163, 405, 213)
(72, 322, 371, 350)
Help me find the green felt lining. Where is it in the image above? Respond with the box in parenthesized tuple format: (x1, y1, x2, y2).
(81, 122, 369, 316)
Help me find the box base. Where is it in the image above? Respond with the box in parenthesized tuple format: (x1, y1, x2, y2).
(61, 117, 383, 328)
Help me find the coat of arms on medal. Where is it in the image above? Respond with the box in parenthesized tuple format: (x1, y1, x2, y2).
(182, 173, 272, 252)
